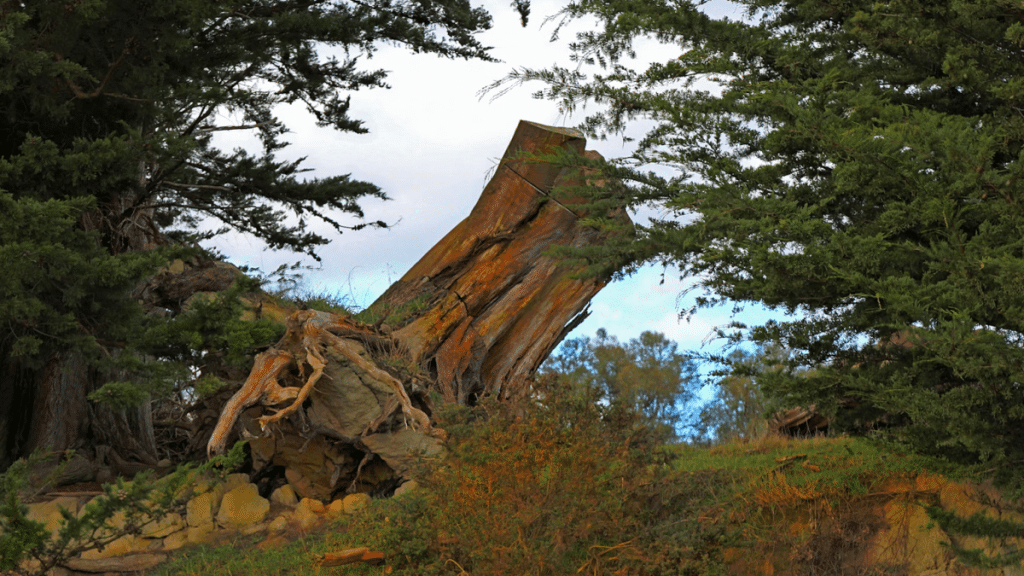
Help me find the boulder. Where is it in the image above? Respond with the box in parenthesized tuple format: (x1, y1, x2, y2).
(270, 485, 298, 507)
(216, 484, 269, 527)
(393, 480, 419, 498)
(186, 492, 215, 527)
(342, 493, 371, 515)
(26, 497, 80, 536)
(292, 498, 324, 530)
(361, 428, 444, 477)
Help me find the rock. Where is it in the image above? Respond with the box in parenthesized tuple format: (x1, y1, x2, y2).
(140, 513, 183, 538)
(80, 535, 138, 560)
(216, 484, 269, 527)
(26, 496, 81, 536)
(186, 492, 214, 527)
(292, 498, 324, 530)
(361, 428, 444, 477)
(393, 479, 419, 498)
(162, 530, 189, 551)
(240, 521, 268, 535)
(65, 553, 167, 573)
(187, 523, 215, 544)
(297, 497, 325, 514)
(268, 515, 289, 533)
(326, 498, 346, 519)
(270, 484, 299, 507)
(342, 493, 371, 515)
(284, 467, 319, 501)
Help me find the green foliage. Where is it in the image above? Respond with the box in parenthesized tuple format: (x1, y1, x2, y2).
(0, 193, 167, 367)
(500, 0, 1024, 486)
(542, 328, 698, 439)
(0, 442, 246, 576)
(86, 276, 285, 409)
(0, 0, 525, 460)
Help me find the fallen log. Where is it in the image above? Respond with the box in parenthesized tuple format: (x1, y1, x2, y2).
(318, 548, 386, 567)
(206, 120, 631, 498)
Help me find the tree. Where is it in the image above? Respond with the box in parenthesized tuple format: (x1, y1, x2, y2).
(0, 0, 527, 471)
(541, 328, 698, 438)
(496, 1, 1024, 481)
(693, 348, 770, 446)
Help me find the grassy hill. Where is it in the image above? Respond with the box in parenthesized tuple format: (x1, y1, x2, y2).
(139, 395, 1024, 576)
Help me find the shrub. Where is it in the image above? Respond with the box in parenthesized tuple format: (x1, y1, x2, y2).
(348, 375, 725, 576)
(0, 443, 246, 576)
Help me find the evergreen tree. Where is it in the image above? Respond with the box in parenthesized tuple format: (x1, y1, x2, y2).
(499, 1, 1024, 482)
(542, 329, 698, 438)
(0, 0, 527, 469)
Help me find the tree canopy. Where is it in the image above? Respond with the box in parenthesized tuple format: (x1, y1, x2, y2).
(0, 0, 527, 466)
(541, 328, 698, 438)
(502, 0, 1024, 481)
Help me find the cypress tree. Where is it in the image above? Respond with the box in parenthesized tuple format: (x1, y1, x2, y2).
(0, 0, 524, 470)
(499, 0, 1024, 482)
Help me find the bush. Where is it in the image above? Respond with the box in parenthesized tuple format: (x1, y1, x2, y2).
(349, 375, 726, 576)
(0, 443, 246, 576)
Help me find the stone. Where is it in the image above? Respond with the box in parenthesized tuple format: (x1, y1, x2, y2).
(240, 521, 268, 535)
(297, 497, 325, 514)
(80, 535, 138, 559)
(65, 553, 167, 572)
(216, 484, 269, 527)
(292, 498, 324, 530)
(187, 492, 214, 527)
(140, 513, 183, 538)
(268, 515, 289, 533)
(187, 522, 215, 544)
(270, 484, 299, 507)
(284, 467, 320, 501)
(361, 428, 444, 477)
(162, 530, 189, 551)
(393, 479, 419, 498)
(326, 498, 346, 519)
(342, 493, 371, 515)
(26, 497, 81, 536)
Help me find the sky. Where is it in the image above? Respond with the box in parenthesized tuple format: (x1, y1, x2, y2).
(209, 0, 772, 367)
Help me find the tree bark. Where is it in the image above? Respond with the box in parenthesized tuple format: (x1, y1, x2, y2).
(206, 121, 631, 498)
(371, 121, 624, 405)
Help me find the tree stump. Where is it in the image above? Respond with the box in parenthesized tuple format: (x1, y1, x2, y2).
(207, 120, 631, 497)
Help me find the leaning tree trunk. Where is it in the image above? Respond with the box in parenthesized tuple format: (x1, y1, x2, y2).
(206, 121, 630, 500)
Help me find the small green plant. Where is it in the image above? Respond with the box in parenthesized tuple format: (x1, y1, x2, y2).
(354, 294, 431, 327)
(0, 442, 246, 576)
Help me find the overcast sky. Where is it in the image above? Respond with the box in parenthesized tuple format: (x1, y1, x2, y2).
(210, 0, 770, 361)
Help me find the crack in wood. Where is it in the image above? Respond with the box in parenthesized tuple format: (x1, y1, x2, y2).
(503, 163, 581, 219)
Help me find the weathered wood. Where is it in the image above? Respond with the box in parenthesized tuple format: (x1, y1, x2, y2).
(207, 121, 629, 495)
(372, 120, 629, 404)
(318, 548, 385, 566)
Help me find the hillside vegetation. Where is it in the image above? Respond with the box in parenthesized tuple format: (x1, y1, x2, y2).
(133, 376, 1023, 576)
